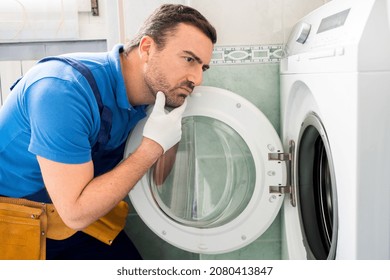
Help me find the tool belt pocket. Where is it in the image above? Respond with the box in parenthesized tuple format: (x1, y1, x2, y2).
(0, 197, 47, 260)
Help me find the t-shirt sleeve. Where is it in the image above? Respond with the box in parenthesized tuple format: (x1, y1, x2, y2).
(27, 77, 98, 164)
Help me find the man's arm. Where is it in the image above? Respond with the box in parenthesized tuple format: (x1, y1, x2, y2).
(38, 137, 162, 230)
(153, 144, 179, 186)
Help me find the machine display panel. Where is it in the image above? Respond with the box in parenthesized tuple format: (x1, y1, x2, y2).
(317, 8, 350, 34)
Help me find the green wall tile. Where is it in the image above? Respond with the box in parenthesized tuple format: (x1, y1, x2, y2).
(125, 209, 200, 260)
(202, 64, 280, 133)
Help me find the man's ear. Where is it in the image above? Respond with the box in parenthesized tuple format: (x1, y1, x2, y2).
(138, 36, 154, 62)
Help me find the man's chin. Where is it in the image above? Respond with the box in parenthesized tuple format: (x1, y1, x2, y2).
(166, 95, 186, 108)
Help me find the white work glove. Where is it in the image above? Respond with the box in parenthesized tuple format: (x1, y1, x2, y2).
(143, 91, 187, 153)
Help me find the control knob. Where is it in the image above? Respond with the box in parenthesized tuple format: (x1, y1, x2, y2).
(295, 22, 311, 44)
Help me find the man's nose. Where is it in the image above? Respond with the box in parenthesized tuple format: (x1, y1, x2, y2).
(188, 66, 204, 86)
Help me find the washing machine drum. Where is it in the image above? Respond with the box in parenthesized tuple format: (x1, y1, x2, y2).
(125, 86, 286, 254)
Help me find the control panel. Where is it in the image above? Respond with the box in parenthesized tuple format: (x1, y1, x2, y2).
(281, 0, 390, 73)
(283, 0, 373, 57)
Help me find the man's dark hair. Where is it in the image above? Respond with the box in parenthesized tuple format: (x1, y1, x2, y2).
(124, 4, 217, 54)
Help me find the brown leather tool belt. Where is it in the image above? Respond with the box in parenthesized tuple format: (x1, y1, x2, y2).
(0, 196, 128, 260)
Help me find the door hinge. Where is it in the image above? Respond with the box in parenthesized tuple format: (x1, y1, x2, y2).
(269, 185, 293, 194)
(268, 140, 296, 207)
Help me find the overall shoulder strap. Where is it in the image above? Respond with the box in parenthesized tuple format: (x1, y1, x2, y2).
(39, 57, 103, 113)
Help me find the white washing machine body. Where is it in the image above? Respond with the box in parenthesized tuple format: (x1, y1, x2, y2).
(281, 0, 390, 259)
(125, 86, 287, 254)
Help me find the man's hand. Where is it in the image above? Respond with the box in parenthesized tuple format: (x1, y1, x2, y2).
(143, 91, 187, 153)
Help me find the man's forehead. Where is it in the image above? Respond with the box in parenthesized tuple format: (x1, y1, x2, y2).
(164, 24, 213, 61)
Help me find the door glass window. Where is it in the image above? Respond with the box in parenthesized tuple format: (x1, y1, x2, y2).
(149, 116, 256, 228)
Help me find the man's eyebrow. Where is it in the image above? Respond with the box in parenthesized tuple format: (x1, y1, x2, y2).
(183, 50, 210, 71)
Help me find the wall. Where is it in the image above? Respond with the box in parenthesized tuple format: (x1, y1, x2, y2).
(120, 0, 330, 260)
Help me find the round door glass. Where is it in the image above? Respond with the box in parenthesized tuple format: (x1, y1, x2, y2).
(148, 116, 256, 228)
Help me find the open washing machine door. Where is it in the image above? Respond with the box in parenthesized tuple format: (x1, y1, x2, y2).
(124, 86, 287, 254)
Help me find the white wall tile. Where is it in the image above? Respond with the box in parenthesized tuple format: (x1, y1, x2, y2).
(122, 0, 187, 44)
(116, 0, 327, 47)
(188, 0, 326, 46)
(190, 0, 283, 45)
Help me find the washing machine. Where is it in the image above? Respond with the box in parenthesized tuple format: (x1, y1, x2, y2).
(281, 0, 390, 259)
(124, 0, 390, 259)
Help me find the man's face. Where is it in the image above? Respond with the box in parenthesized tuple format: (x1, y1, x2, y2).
(143, 23, 214, 108)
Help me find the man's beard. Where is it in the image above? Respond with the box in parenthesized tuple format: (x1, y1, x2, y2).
(144, 65, 193, 108)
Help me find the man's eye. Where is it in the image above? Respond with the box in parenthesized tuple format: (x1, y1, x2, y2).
(185, 57, 195, 63)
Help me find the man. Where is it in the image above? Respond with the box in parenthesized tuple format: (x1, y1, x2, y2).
(0, 4, 216, 259)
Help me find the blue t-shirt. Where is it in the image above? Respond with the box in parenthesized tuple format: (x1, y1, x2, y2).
(0, 44, 146, 198)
